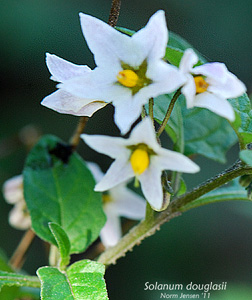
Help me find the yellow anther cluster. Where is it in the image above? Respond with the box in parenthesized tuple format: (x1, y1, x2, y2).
(194, 76, 209, 94)
(117, 70, 139, 88)
(130, 148, 150, 175)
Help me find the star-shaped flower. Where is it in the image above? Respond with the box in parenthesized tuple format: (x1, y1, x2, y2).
(41, 54, 107, 117)
(58, 10, 186, 134)
(2, 175, 31, 230)
(87, 162, 146, 248)
(82, 118, 199, 211)
(179, 48, 246, 121)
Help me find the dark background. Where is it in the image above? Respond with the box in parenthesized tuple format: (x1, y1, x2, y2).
(1, 1, 252, 299)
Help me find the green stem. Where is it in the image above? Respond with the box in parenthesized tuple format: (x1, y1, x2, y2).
(0, 273, 41, 289)
(148, 98, 154, 121)
(141, 106, 147, 119)
(157, 89, 181, 137)
(98, 161, 252, 266)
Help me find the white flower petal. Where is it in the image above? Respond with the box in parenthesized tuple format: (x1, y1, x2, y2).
(95, 158, 134, 192)
(139, 164, 163, 211)
(179, 48, 199, 74)
(46, 53, 91, 82)
(79, 13, 137, 68)
(193, 62, 229, 84)
(208, 72, 246, 99)
(146, 60, 186, 96)
(3, 175, 23, 204)
(86, 162, 104, 183)
(81, 134, 128, 159)
(100, 210, 122, 248)
(128, 118, 159, 151)
(193, 92, 235, 121)
(110, 185, 146, 219)
(41, 90, 107, 117)
(113, 96, 143, 134)
(132, 10, 168, 61)
(59, 67, 131, 102)
(9, 202, 31, 230)
(155, 149, 200, 173)
(181, 74, 196, 108)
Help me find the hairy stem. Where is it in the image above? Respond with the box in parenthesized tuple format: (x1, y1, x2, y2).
(98, 161, 252, 266)
(157, 89, 181, 137)
(108, 0, 121, 27)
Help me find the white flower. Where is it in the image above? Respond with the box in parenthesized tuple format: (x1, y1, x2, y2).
(82, 118, 200, 211)
(179, 48, 246, 121)
(2, 175, 31, 230)
(87, 162, 146, 248)
(59, 10, 186, 134)
(41, 54, 107, 117)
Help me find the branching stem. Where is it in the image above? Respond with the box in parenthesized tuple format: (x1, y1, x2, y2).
(98, 161, 252, 266)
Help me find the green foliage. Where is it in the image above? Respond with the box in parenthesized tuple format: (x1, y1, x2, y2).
(180, 179, 249, 211)
(165, 31, 207, 66)
(153, 94, 237, 162)
(0, 271, 40, 291)
(37, 260, 108, 300)
(0, 249, 12, 273)
(48, 223, 71, 269)
(240, 149, 252, 166)
(23, 135, 106, 254)
(229, 94, 252, 149)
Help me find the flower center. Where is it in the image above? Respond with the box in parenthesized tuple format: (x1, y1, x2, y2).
(102, 194, 112, 204)
(194, 76, 209, 94)
(130, 148, 150, 175)
(117, 70, 139, 88)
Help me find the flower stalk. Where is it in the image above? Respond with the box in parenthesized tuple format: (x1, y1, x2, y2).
(157, 89, 181, 136)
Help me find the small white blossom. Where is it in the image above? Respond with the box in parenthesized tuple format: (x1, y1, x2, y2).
(179, 48, 246, 121)
(82, 118, 199, 211)
(58, 10, 186, 134)
(87, 162, 146, 248)
(41, 54, 107, 117)
(2, 175, 31, 230)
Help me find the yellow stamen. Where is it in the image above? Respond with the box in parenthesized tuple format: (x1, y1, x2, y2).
(102, 194, 112, 204)
(130, 148, 149, 175)
(117, 70, 139, 88)
(194, 76, 209, 94)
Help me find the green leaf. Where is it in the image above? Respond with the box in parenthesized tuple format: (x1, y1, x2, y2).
(154, 94, 237, 162)
(229, 93, 252, 149)
(0, 271, 40, 291)
(48, 223, 71, 269)
(23, 135, 106, 254)
(165, 32, 207, 67)
(37, 260, 108, 300)
(240, 149, 252, 166)
(116, 27, 207, 67)
(180, 179, 249, 212)
(0, 249, 13, 273)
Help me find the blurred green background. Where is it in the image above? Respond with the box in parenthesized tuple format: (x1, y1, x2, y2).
(0, 0, 252, 299)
